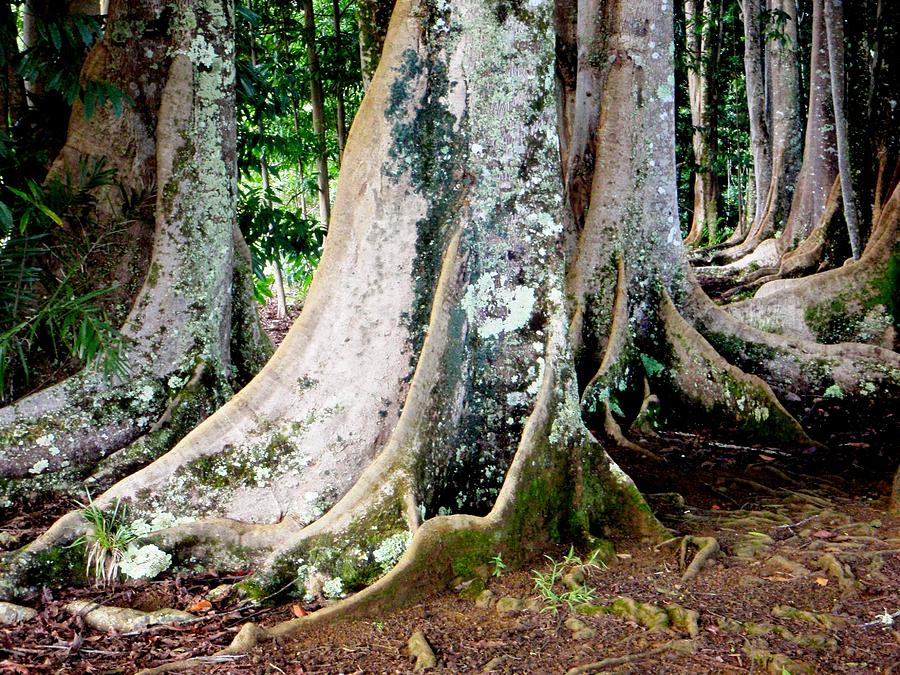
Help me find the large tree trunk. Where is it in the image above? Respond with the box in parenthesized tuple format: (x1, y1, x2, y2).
(2, 1, 897, 655)
(300, 0, 332, 228)
(0, 0, 269, 504)
(683, 0, 722, 247)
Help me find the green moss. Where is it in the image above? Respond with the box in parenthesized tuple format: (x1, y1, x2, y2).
(704, 332, 780, 367)
(146, 261, 160, 287)
(27, 546, 86, 587)
(448, 529, 501, 580)
(868, 250, 899, 322)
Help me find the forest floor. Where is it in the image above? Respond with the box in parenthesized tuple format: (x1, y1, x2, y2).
(0, 300, 897, 673)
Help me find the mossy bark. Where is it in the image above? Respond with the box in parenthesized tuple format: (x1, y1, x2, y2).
(0, 0, 269, 503)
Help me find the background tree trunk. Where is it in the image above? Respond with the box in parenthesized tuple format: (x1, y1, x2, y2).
(823, 0, 861, 258)
(356, 0, 395, 91)
(0, 2, 27, 130)
(684, 0, 722, 246)
(740, 0, 772, 235)
(778, 0, 837, 253)
(300, 0, 332, 228)
(332, 0, 347, 162)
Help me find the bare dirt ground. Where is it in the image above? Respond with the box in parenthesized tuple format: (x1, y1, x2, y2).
(1, 299, 897, 673)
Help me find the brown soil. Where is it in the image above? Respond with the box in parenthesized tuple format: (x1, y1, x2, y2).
(257, 296, 302, 349)
(2, 430, 897, 674)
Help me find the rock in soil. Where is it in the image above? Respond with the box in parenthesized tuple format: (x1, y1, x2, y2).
(0, 601, 36, 625)
(495, 596, 524, 614)
(65, 600, 196, 632)
(407, 629, 438, 671)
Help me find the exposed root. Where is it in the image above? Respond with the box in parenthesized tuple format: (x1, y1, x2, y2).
(660, 293, 813, 446)
(65, 600, 196, 632)
(678, 535, 719, 582)
(726, 180, 899, 347)
(686, 285, 900, 407)
(564, 639, 696, 675)
(816, 553, 858, 593)
(603, 407, 664, 462)
(629, 377, 661, 436)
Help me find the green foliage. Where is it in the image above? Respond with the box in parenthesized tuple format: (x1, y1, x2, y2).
(14, 10, 130, 121)
(235, 0, 363, 299)
(675, 0, 751, 240)
(70, 492, 137, 587)
(0, 158, 130, 401)
(823, 384, 844, 399)
(531, 546, 604, 614)
(490, 553, 506, 577)
(640, 354, 666, 378)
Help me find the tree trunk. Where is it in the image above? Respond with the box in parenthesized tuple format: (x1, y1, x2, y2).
(260, 151, 289, 320)
(823, 0, 861, 259)
(707, 0, 803, 263)
(300, 0, 331, 229)
(356, 0, 395, 91)
(0, 2, 27, 130)
(683, 0, 721, 247)
(0, 0, 269, 504)
(778, 0, 838, 253)
(740, 0, 772, 233)
(332, 0, 347, 162)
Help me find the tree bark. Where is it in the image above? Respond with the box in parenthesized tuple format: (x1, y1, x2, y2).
(300, 0, 332, 228)
(0, 2, 27, 130)
(0, 0, 269, 503)
(778, 0, 838, 252)
(683, 0, 722, 247)
(740, 0, 772, 232)
(356, 0, 395, 91)
(332, 0, 347, 162)
(822, 0, 861, 258)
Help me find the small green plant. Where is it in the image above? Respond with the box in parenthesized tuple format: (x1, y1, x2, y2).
(823, 384, 844, 399)
(70, 492, 137, 587)
(640, 353, 666, 378)
(373, 620, 385, 633)
(490, 553, 506, 577)
(531, 546, 599, 614)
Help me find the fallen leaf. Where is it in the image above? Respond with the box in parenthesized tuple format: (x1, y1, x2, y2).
(812, 530, 834, 539)
(815, 577, 829, 586)
(291, 604, 307, 618)
(186, 599, 212, 613)
(758, 454, 776, 462)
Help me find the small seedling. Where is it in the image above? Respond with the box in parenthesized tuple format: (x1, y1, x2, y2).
(70, 491, 137, 587)
(373, 620, 385, 633)
(531, 547, 597, 614)
(490, 553, 506, 577)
